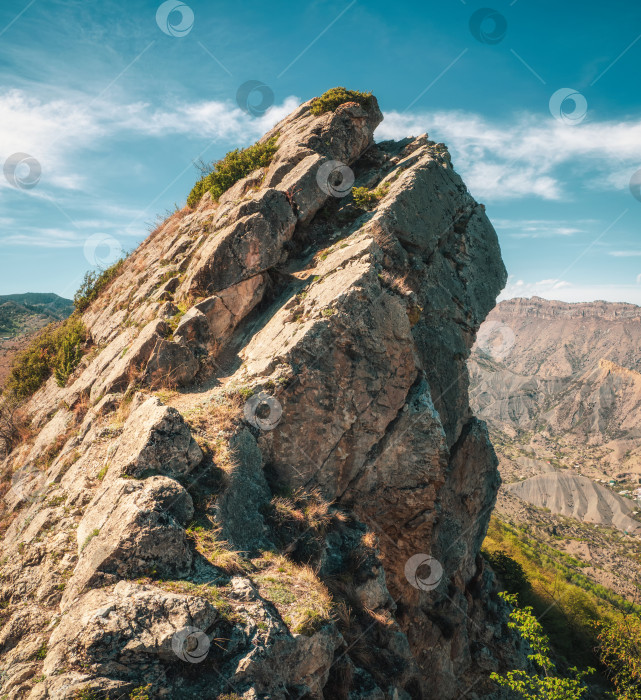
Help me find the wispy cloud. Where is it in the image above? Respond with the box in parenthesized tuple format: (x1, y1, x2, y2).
(493, 218, 591, 238)
(0, 88, 300, 193)
(609, 250, 641, 257)
(5, 86, 641, 206)
(376, 109, 641, 201)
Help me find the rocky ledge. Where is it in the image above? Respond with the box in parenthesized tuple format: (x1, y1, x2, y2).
(0, 93, 525, 699)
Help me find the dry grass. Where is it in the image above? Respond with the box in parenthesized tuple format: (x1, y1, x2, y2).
(266, 486, 346, 562)
(361, 531, 377, 549)
(157, 579, 236, 621)
(252, 551, 334, 635)
(71, 392, 90, 423)
(146, 205, 191, 244)
(185, 391, 244, 471)
(154, 388, 179, 404)
(364, 606, 394, 627)
(377, 269, 413, 298)
(108, 388, 141, 429)
(0, 396, 31, 456)
(186, 519, 246, 575)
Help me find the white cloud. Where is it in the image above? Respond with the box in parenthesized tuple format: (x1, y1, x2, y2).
(4, 86, 640, 205)
(0, 88, 301, 193)
(376, 109, 641, 201)
(609, 250, 641, 257)
(492, 218, 588, 238)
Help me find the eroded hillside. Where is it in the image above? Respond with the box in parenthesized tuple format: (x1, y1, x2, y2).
(470, 296, 641, 630)
(0, 93, 522, 699)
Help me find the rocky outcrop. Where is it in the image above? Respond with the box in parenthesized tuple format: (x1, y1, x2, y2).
(0, 93, 522, 699)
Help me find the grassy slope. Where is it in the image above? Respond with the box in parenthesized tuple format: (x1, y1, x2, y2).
(484, 514, 641, 694)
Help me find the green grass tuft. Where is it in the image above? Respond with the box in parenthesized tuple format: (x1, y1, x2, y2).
(187, 136, 279, 207)
(352, 182, 390, 210)
(310, 87, 373, 116)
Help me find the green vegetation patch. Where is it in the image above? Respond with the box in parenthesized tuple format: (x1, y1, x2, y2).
(484, 516, 641, 695)
(491, 592, 593, 699)
(5, 316, 88, 399)
(74, 257, 127, 312)
(352, 182, 390, 210)
(187, 136, 279, 208)
(253, 551, 334, 635)
(310, 87, 373, 115)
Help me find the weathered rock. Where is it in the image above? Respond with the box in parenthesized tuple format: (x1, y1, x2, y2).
(217, 428, 272, 553)
(45, 581, 219, 678)
(109, 395, 203, 478)
(63, 476, 194, 606)
(175, 274, 267, 350)
(143, 336, 200, 387)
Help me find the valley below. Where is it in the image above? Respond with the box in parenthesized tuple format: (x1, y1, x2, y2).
(470, 296, 641, 610)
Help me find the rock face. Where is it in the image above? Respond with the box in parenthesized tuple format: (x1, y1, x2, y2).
(0, 94, 522, 699)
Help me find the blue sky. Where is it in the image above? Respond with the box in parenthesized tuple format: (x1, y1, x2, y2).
(1, 0, 641, 304)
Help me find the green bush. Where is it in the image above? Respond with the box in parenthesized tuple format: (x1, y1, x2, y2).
(352, 186, 377, 209)
(491, 592, 593, 699)
(483, 515, 641, 688)
(53, 323, 85, 387)
(187, 136, 279, 208)
(352, 182, 390, 210)
(5, 317, 87, 399)
(74, 258, 126, 312)
(129, 686, 152, 700)
(595, 616, 641, 700)
(310, 87, 373, 115)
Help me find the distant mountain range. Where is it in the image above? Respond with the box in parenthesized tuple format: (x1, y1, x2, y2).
(0, 293, 73, 337)
(470, 296, 641, 484)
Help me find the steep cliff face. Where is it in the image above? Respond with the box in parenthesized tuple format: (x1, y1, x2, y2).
(0, 95, 520, 699)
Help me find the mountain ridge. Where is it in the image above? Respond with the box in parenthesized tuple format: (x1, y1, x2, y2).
(0, 92, 521, 699)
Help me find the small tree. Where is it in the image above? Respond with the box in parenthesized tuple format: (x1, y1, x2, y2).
(491, 592, 593, 699)
(53, 331, 84, 387)
(0, 394, 24, 455)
